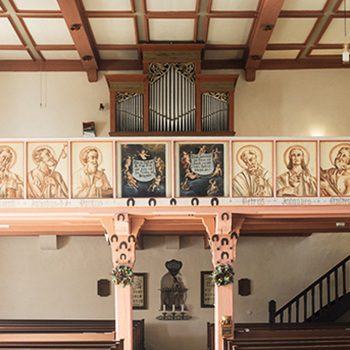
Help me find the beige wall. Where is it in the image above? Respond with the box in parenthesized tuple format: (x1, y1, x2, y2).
(1, 69, 350, 138)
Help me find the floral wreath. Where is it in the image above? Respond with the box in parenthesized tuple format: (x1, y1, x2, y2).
(212, 264, 235, 286)
(111, 264, 134, 287)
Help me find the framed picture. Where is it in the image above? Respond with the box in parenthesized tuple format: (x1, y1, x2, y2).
(276, 141, 318, 197)
(132, 273, 147, 309)
(175, 141, 228, 197)
(0, 142, 24, 199)
(71, 141, 114, 198)
(201, 271, 214, 308)
(320, 141, 350, 197)
(27, 141, 69, 199)
(117, 142, 170, 198)
(232, 141, 274, 197)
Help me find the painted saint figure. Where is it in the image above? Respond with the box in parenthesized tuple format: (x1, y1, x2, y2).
(0, 146, 24, 198)
(233, 147, 272, 197)
(73, 147, 112, 198)
(28, 146, 68, 199)
(320, 146, 350, 196)
(277, 147, 317, 197)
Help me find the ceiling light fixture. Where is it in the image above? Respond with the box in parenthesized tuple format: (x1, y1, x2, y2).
(70, 24, 81, 32)
(343, 0, 349, 64)
(263, 25, 273, 32)
(82, 55, 93, 62)
(251, 55, 261, 62)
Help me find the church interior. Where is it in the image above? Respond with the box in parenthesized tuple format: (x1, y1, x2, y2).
(0, 1, 350, 350)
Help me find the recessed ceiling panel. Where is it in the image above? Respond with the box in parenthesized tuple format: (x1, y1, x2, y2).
(207, 18, 253, 45)
(204, 49, 243, 60)
(41, 50, 80, 60)
(146, 0, 197, 11)
(23, 18, 74, 45)
(269, 18, 317, 44)
(13, 0, 60, 11)
(149, 18, 195, 41)
(89, 18, 136, 44)
(0, 50, 31, 59)
(310, 49, 341, 56)
(0, 18, 22, 44)
(263, 50, 300, 59)
(99, 50, 138, 60)
(211, 0, 259, 11)
(281, 0, 328, 11)
(319, 18, 350, 44)
(82, 0, 132, 11)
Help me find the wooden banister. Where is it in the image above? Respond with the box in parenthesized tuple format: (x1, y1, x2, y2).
(270, 254, 350, 323)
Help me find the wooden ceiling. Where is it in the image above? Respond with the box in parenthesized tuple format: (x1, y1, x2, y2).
(0, 0, 349, 82)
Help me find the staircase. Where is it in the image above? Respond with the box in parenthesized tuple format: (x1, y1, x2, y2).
(269, 254, 350, 323)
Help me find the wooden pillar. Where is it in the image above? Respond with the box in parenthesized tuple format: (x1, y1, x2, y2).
(101, 214, 144, 350)
(202, 214, 244, 350)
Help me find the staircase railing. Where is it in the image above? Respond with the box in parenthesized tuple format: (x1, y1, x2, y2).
(269, 254, 350, 323)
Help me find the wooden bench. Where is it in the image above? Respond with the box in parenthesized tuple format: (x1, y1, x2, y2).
(207, 322, 350, 350)
(225, 325, 350, 350)
(0, 319, 145, 350)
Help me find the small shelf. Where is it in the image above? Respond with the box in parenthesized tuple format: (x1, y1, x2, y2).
(156, 312, 191, 321)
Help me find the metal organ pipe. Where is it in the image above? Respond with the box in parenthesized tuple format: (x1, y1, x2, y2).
(149, 64, 195, 132)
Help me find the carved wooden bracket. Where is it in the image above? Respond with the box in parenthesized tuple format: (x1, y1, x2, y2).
(202, 214, 245, 268)
(101, 214, 145, 268)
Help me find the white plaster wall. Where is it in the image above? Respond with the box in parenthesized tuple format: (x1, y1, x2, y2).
(0, 233, 349, 349)
(1, 69, 350, 138)
(0, 236, 114, 319)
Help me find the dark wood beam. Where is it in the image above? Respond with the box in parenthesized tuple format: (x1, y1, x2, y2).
(57, 0, 99, 82)
(245, 0, 285, 82)
(0, 60, 84, 72)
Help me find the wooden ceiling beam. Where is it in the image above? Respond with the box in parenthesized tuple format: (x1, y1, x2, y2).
(0, 60, 85, 72)
(56, 0, 98, 82)
(244, 0, 285, 82)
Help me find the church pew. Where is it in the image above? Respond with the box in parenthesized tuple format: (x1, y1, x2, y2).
(0, 332, 123, 349)
(0, 319, 145, 350)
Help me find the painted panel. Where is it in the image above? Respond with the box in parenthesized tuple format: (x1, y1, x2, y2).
(232, 141, 273, 197)
(0, 142, 24, 199)
(117, 142, 169, 198)
(71, 141, 114, 198)
(276, 141, 318, 197)
(320, 141, 350, 197)
(176, 142, 227, 197)
(27, 142, 68, 199)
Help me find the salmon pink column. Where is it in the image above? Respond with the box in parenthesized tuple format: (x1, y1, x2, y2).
(101, 214, 143, 350)
(203, 215, 244, 350)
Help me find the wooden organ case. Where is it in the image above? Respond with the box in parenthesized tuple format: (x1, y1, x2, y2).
(106, 45, 238, 136)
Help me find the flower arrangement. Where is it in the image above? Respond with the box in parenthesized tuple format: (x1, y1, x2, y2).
(212, 264, 235, 286)
(111, 264, 134, 287)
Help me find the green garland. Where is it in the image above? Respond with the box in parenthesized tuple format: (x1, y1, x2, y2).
(212, 264, 235, 286)
(111, 264, 134, 287)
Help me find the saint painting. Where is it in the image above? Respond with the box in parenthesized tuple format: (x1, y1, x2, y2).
(178, 143, 225, 197)
(233, 142, 273, 197)
(72, 142, 113, 198)
(27, 142, 68, 199)
(0, 143, 24, 199)
(120, 143, 167, 197)
(320, 142, 350, 196)
(276, 142, 317, 197)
